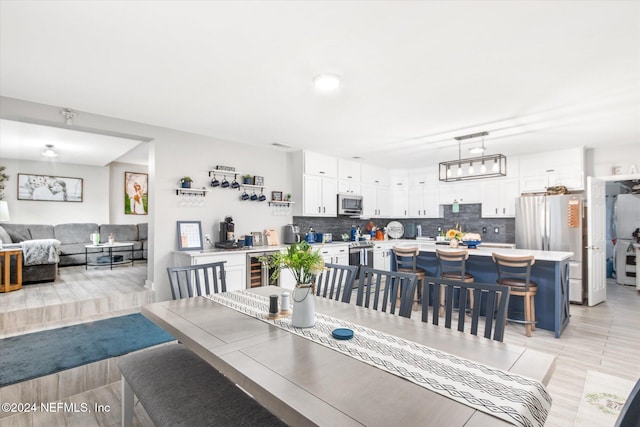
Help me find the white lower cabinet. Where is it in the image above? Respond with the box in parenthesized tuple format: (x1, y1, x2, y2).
(174, 252, 246, 292)
(373, 243, 393, 270)
(319, 245, 349, 265)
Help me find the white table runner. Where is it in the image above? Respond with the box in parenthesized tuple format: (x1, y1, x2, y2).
(206, 290, 551, 427)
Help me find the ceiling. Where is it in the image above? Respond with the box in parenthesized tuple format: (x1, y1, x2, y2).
(1, 1, 639, 168)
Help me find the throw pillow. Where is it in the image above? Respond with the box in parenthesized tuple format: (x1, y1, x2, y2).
(0, 226, 12, 244)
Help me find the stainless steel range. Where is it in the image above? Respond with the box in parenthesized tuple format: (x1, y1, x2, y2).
(349, 241, 375, 281)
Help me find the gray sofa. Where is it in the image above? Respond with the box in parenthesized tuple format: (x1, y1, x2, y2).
(0, 223, 147, 284)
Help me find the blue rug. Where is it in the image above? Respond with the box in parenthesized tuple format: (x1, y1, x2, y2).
(0, 313, 175, 387)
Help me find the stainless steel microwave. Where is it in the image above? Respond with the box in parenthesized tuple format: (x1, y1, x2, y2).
(337, 193, 363, 216)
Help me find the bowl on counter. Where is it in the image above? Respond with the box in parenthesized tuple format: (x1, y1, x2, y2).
(462, 240, 482, 249)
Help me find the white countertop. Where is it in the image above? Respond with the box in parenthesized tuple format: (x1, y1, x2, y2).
(175, 239, 573, 262)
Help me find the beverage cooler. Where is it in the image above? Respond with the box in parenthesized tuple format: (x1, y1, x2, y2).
(246, 251, 280, 288)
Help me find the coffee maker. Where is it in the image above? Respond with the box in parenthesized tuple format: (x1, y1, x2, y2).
(215, 216, 242, 249)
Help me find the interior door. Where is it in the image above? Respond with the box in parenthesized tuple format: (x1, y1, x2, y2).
(587, 176, 606, 306)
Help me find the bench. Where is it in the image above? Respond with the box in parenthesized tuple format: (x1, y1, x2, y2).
(118, 344, 286, 427)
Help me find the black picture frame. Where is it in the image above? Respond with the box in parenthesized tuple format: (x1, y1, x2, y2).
(177, 221, 203, 251)
(17, 173, 83, 202)
(271, 191, 282, 201)
(253, 175, 264, 186)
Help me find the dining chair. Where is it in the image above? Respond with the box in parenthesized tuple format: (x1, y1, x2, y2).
(492, 253, 537, 337)
(435, 249, 475, 316)
(315, 263, 358, 303)
(355, 266, 418, 318)
(393, 246, 426, 311)
(420, 276, 510, 342)
(614, 378, 640, 427)
(167, 261, 227, 299)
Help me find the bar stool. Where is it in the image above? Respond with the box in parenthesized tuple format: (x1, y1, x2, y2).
(492, 253, 537, 337)
(393, 246, 425, 311)
(435, 249, 474, 316)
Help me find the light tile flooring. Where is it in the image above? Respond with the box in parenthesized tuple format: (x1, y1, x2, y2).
(1, 269, 639, 426)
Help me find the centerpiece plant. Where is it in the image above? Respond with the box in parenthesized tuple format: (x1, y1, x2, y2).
(262, 241, 325, 328)
(263, 241, 325, 291)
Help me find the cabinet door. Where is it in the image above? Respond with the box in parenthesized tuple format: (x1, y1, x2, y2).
(333, 247, 349, 265)
(320, 178, 338, 216)
(391, 188, 408, 218)
(422, 188, 441, 218)
(225, 264, 245, 292)
(303, 175, 324, 216)
(408, 187, 425, 217)
(338, 158, 361, 181)
(279, 268, 296, 290)
(338, 180, 362, 194)
(376, 186, 392, 217)
(502, 179, 519, 217)
(361, 184, 377, 217)
(304, 151, 338, 177)
(373, 248, 386, 270)
(481, 181, 502, 217)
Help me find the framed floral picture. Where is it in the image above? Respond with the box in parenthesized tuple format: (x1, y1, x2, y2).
(125, 172, 148, 215)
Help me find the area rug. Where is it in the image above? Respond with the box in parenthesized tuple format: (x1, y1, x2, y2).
(574, 370, 636, 427)
(0, 313, 175, 387)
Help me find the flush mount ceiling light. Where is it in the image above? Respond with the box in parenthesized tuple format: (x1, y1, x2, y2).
(312, 73, 341, 91)
(41, 144, 59, 158)
(439, 131, 506, 182)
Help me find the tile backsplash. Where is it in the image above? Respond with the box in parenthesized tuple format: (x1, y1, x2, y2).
(293, 203, 514, 243)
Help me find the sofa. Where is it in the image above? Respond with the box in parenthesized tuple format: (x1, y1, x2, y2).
(0, 223, 147, 284)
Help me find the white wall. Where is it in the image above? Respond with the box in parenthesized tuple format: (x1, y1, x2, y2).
(1, 158, 110, 225)
(1, 97, 294, 301)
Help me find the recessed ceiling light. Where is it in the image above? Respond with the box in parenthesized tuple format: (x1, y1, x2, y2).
(41, 144, 59, 158)
(313, 73, 341, 91)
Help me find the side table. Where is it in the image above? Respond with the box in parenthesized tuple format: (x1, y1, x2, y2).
(0, 248, 22, 293)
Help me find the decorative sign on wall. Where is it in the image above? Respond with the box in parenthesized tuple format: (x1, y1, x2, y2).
(125, 172, 148, 215)
(17, 173, 83, 202)
(177, 221, 203, 251)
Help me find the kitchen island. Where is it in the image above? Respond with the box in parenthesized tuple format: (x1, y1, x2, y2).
(390, 242, 573, 338)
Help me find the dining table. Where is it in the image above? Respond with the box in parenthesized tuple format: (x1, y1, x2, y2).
(142, 286, 556, 427)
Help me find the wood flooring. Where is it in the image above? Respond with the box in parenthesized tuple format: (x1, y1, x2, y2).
(1, 266, 638, 426)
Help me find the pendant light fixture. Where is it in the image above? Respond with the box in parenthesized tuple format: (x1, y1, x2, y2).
(439, 131, 506, 181)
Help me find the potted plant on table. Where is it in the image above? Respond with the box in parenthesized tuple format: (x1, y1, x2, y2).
(261, 241, 325, 328)
(446, 228, 463, 248)
(179, 177, 193, 189)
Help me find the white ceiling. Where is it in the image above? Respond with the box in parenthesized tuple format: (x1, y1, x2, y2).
(1, 1, 639, 168)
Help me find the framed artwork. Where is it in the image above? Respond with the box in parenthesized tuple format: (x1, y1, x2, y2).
(271, 191, 283, 201)
(251, 231, 263, 247)
(177, 221, 203, 251)
(17, 173, 83, 202)
(125, 172, 148, 215)
(253, 175, 264, 186)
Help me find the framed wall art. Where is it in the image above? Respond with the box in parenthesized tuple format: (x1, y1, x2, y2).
(253, 175, 264, 186)
(271, 191, 283, 201)
(125, 172, 148, 215)
(17, 173, 83, 202)
(177, 221, 203, 251)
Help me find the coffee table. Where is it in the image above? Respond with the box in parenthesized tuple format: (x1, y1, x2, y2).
(85, 242, 134, 270)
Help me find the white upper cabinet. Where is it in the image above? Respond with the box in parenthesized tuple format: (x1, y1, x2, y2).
(361, 164, 390, 186)
(439, 181, 482, 205)
(407, 167, 441, 218)
(390, 170, 408, 217)
(338, 158, 362, 194)
(304, 151, 338, 178)
(481, 178, 519, 218)
(519, 147, 585, 193)
(338, 158, 361, 181)
(362, 183, 391, 218)
(302, 175, 337, 217)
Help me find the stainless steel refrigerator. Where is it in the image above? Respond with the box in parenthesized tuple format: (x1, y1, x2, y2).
(515, 194, 585, 303)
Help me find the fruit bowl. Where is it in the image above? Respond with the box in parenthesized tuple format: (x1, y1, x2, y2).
(463, 240, 482, 249)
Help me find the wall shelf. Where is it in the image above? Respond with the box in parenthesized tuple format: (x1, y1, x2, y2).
(268, 201, 294, 207)
(209, 169, 243, 177)
(175, 188, 209, 196)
